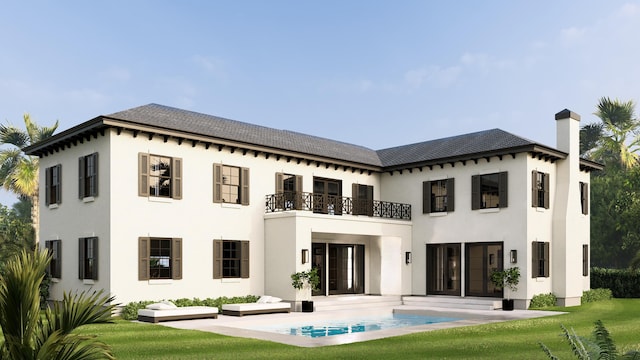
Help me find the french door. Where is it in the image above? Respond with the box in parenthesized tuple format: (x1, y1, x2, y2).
(426, 244, 461, 296)
(465, 242, 503, 297)
(312, 243, 364, 295)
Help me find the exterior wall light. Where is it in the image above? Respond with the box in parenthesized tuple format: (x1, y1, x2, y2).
(405, 251, 412, 264)
(510, 250, 517, 263)
(302, 249, 309, 264)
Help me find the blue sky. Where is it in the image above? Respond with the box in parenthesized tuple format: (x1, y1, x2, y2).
(1, 1, 639, 206)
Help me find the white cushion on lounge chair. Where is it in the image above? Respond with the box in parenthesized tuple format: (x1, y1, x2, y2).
(137, 306, 218, 323)
(267, 296, 282, 303)
(256, 296, 272, 303)
(221, 302, 290, 316)
(146, 302, 176, 310)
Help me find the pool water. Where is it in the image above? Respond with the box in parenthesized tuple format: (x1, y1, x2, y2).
(254, 313, 460, 338)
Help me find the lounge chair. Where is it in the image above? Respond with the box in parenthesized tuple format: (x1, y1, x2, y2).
(137, 301, 219, 323)
(221, 296, 291, 316)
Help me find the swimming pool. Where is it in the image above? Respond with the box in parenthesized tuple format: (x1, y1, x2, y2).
(252, 313, 460, 338)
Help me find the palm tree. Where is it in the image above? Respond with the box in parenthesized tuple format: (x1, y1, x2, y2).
(0, 114, 58, 244)
(0, 250, 116, 359)
(582, 97, 640, 169)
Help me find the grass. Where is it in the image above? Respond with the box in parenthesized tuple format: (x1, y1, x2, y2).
(75, 299, 640, 359)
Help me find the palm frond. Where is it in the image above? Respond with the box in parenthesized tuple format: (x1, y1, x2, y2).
(0, 250, 49, 356)
(538, 341, 560, 360)
(559, 324, 591, 359)
(0, 124, 29, 148)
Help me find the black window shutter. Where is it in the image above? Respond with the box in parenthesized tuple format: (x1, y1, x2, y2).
(447, 178, 455, 212)
(366, 185, 374, 216)
(55, 165, 62, 204)
(138, 237, 150, 280)
(531, 241, 538, 278)
(138, 153, 149, 197)
(582, 182, 589, 215)
(91, 153, 99, 197)
(172, 238, 182, 280)
(543, 173, 550, 209)
(241, 167, 250, 205)
(172, 158, 182, 199)
(423, 181, 431, 214)
(213, 240, 222, 279)
(543, 242, 550, 277)
(79, 156, 85, 199)
(531, 171, 538, 208)
(91, 237, 99, 280)
(78, 238, 85, 279)
(498, 171, 508, 208)
(352, 183, 360, 215)
(45, 167, 52, 206)
(471, 175, 480, 210)
(582, 244, 589, 276)
(241, 241, 250, 278)
(213, 164, 222, 203)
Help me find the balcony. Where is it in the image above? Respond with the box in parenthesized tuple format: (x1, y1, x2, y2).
(265, 192, 411, 220)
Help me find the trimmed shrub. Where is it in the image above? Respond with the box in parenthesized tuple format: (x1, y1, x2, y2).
(591, 267, 640, 298)
(529, 293, 557, 308)
(119, 295, 260, 320)
(582, 288, 612, 303)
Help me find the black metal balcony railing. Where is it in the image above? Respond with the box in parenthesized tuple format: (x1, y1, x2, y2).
(265, 192, 411, 220)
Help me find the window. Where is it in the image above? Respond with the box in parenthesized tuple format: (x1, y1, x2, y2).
(313, 177, 342, 214)
(471, 172, 508, 210)
(78, 237, 98, 280)
(580, 182, 589, 215)
(275, 173, 302, 210)
(213, 240, 249, 279)
(45, 240, 61, 278)
(79, 153, 98, 198)
(531, 241, 549, 278)
(531, 170, 550, 209)
(45, 164, 62, 206)
(352, 183, 373, 216)
(138, 237, 182, 280)
(213, 164, 249, 205)
(138, 153, 182, 199)
(423, 179, 455, 213)
(583, 244, 589, 276)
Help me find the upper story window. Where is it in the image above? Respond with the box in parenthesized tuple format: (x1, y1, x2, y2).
(45, 240, 61, 278)
(423, 179, 455, 214)
(531, 170, 550, 209)
(138, 153, 182, 199)
(471, 172, 508, 210)
(79, 153, 98, 199)
(138, 237, 182, 280)
(78, 237, 98, 280)
(213, 240, 249, 279)
(532, 241, 549, 278)
(213, 164, 250, 205)
(580, 182, 589, 215)
(45, 164, 62, 206)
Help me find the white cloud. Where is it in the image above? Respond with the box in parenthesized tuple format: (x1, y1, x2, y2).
(617, 3, 640, 17)
(404, 65, 461, 89)
(560, 26, 587, 43)
(192, 55, 227, 79)
(100, 67, 131, 82)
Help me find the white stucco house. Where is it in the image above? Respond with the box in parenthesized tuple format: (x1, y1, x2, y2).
(25, 104, 601, 309)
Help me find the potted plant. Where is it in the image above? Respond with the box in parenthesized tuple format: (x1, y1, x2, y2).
(291, 267, 320, 312)
(490, 266, 520, 311)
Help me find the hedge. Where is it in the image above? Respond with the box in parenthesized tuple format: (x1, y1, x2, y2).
(590, 267, 640, 298)
(119, 295, 260, 320)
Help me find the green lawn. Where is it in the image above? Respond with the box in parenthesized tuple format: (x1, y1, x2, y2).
(77, 299, 640, 359)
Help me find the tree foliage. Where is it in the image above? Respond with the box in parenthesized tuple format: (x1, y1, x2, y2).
(0, 250, 116, 359)
(0, 202, 35, 274)
(581, 97, 640, 268)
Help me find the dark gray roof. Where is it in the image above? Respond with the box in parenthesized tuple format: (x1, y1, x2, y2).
(106, 104, 383, 166)
(376, 128, 546, 167)
(27, 103, 587, 171)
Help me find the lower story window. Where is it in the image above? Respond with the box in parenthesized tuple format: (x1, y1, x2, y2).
(213, 240, 249, 279)
(45, 240, 62, 278)
(79, 237, 98, 280)
(532, 241, 550, 278)
(138, 237, 182, 280)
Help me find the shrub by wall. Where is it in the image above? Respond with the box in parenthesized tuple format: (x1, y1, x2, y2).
(581, 288, 612, 303)
(591, 268, 640, 298)
(529, 293, 557, 308)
